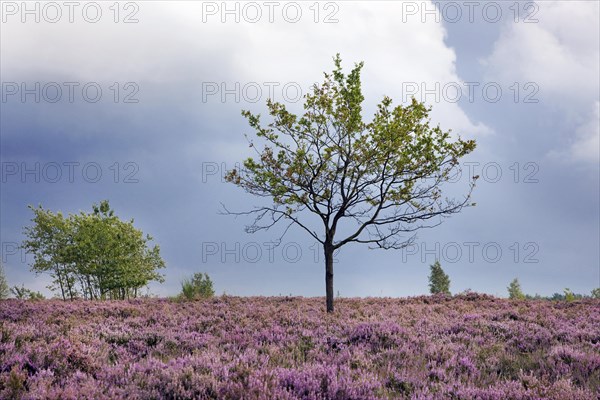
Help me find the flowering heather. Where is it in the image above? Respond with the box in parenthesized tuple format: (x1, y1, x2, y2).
(1, 294, 599, 399)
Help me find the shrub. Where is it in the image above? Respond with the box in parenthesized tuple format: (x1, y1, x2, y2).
(180, 273, 214, 300)
(507, 278, 525, 300)
(592, 288, 600, 299)
(428, 261, 450, 295)
(564, 288, 575, 302)
(0, 264, 9, 299)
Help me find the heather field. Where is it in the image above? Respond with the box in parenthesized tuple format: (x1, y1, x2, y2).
(1, 295, 599, 399)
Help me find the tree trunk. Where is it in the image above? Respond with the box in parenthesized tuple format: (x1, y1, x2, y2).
(324, 243, 334, 313)
(66, 275, 75, 300)
(55, 266, 66, 301)
(86, 276, 93, 300)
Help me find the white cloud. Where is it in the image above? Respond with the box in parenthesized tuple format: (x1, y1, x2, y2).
(1, 1, 489, 139)
(483, 0, 599, 164)
(570, 102, 600, 163)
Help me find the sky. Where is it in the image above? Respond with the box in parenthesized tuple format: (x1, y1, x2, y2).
(1, 0, 599, 298)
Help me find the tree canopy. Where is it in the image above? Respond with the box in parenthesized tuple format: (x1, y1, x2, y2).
(21, 200, 165, 300)
(507, 278, 525, 300)
(429, 260, 451, 295)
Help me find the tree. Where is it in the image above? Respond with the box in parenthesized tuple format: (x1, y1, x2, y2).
(563, 288, 575, 302)
(592, 288, 600, 299)
(0, 263, 9, 299)
(224, 55, 477, 312)
(21, 200, 165, 300)
(180, 273, 215, 300)
(507, 278, 525, 300)
(428, 260, 450, 295)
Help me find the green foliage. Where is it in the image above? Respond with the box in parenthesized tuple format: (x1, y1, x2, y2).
(592, 288, 600, 299)
(180, 273, 214, 300)
(227, 55, 476, 213)
(10, 285, 45, 300)
(507, 278, 525, 300)
(563, 288, 575, 302)
(428, 260, 450, 295)
(21, 200, 165, 300)
(0, 263, 9, 299)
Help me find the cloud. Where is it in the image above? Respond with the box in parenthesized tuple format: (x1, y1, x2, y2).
(2, 1, 489, 140)
(549, 101, 600, 164)
(483, 0, 599, 164)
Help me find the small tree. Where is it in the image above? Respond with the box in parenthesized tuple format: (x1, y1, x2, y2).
(428, 260, 450, 295)
(180, 273, 215, 300)
(507, 278, 525, 300)
(592, 288, 600, 299)
(224, 55, 477, 312)
(22, 201, 165, 300)
(0, 263, 9, 299)
(563, 288, 575, 302)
